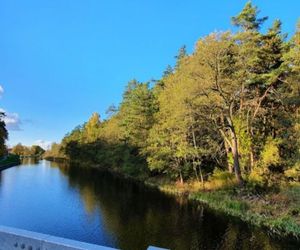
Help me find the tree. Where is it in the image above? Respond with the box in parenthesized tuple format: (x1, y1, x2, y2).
(162, 65, 173, 78)
(146, 49, 222, 183)
(83, 113, 101, 143)
(119, 80, 157, 148)
(44, 142, 65, 160)
(175, 45, 187, 70)
(233, 12, 288, 175)
(30, 145, 45, 157)
(232, 1, 267, 31)
(0, 112, 8, 157)
(282, 21, 300, 181)
(105, 104, 118, 118)
(11, 143, 25, 156)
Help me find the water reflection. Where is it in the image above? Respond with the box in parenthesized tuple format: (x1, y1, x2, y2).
(21, 157, 39, 165)
(53, 161, 299, 250)
(0, 160, 298, 250)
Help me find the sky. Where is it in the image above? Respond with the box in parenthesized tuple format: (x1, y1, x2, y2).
(0, 0, 299, 149)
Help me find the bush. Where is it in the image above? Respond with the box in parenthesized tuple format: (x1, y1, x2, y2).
(206, 169, 236, 190)
(260, 137, 282, 169)
(284, 162, 300, 182)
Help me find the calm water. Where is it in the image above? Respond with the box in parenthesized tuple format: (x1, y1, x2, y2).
(0, 160, 298, 250)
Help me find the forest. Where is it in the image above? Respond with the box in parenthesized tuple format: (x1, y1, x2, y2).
(46, 2, 299, 187)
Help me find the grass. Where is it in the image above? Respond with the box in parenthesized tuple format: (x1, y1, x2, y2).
(145, 177, 300, 239)
(191, 188, 300, 237)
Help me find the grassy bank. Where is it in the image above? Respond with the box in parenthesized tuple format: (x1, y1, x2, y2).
(0, 154, 21, 169)
(192, 188, 300, 238)
(148, 179, 300, 240)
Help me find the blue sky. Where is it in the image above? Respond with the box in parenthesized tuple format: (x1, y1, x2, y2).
(0, 0, 299, 148)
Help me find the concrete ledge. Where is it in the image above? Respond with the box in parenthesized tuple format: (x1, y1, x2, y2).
(0, 225, 117, 250)
(147, 247, 170, 250)
(0, 226, 169, 250)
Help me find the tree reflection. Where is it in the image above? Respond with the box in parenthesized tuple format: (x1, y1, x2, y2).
(49, 161, 299, 250)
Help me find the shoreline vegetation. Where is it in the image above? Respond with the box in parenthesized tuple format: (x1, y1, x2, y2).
(0, 154, 21, 170)
(155, 181, 300, 240)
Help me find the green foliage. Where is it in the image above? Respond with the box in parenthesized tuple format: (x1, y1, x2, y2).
(232, 1, 268, 31)
(0, 112, 8, 157)
(193, 190, 249, 216)
(285, 162, 300, 181)
(83, 112, 101, 143)
(208, 169, 236, 189)
(119, 80, 157, 148)
(234, 117, 252, 170)
(260, 137, 282, 168)
(44, 142, 65, 160)
(247, 168, 265, 188)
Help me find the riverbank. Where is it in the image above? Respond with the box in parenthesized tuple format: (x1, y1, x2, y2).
(0, 154, 21, 171)
(47, 158, 300, 242)
(152, 181, 300, 240)
(100, 167, 300, 241)
(43, 156, 67, 163)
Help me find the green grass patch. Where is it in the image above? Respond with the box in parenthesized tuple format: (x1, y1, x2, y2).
(190, 188, 300, 239)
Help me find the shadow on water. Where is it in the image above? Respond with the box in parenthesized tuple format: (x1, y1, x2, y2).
(49, 161, 299, 250)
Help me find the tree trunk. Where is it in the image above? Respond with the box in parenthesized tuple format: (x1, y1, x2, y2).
(179, 170, 183, 184)
(227, 103, 243, 186)
(224, 141, 233, 173)
(231, 130, 244, 186)
(249, 148, 254, 172)
(193, 162, 200, 182)
(198, 165, 205, 189)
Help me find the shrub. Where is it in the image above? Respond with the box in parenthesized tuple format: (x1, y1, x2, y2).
(206, 169, 236, 190)
(284, 162, 300, 182)
(260, 137, 282, 169)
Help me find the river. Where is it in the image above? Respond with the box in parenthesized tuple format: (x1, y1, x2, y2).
(0, 159, 298, 250)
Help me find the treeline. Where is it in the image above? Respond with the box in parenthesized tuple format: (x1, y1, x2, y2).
(47, 3, 300, 187)
(11, 143, 45, 157)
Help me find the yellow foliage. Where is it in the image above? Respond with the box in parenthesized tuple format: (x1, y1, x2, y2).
(260, 137, 281, 167)
(206, 169, 237, 190)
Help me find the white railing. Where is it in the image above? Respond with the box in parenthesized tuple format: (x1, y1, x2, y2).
(0, 225, 168, 250)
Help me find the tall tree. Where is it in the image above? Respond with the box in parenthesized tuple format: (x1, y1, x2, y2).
(175, 45, 188, 70)
(0, 112, 8, 157)
(232, 1, 267, 31)
(282, 21, 300, 180)
(119, 80, 157, 148)
(84, 113, 101, 143)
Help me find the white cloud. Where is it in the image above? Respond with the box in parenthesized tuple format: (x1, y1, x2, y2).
(0, 85, 3, 98)
(0, 108, 22, 131)
(34, 140, 52, 150)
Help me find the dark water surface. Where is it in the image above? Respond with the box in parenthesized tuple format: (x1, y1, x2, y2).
(0, 160, 298, 250)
